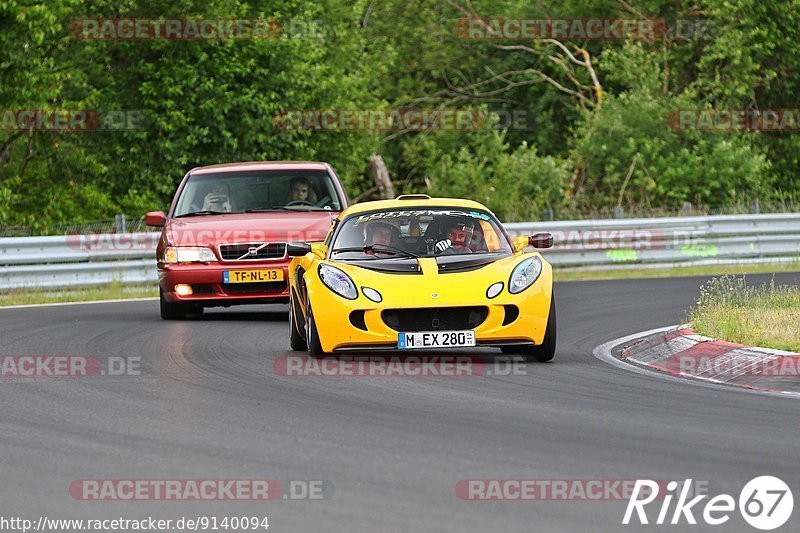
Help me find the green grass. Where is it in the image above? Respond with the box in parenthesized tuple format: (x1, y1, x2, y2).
(0, 282, 157, 307)
(688, 276, 800, 352)
(555, 262, 800, 281)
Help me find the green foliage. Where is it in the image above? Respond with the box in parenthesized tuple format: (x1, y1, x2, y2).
(0, 0, 798, 228)
(403, 121, 569, 220)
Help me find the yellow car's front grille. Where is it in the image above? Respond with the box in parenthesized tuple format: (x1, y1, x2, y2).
(381, 306, 488, 332)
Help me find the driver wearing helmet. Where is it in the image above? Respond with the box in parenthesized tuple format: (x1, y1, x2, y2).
(364, 221, 400, 255)
(435, 219, 474, 254)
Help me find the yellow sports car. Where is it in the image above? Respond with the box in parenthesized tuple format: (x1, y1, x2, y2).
(286, 195, 556, 361)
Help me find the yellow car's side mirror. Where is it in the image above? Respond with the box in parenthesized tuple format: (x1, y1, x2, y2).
(512, 236, 528, 253)
(512, 233, 554, 252)
(310, 242, 328, 258)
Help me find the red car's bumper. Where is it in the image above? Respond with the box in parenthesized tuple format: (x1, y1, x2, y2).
(158, 261, 290, 306)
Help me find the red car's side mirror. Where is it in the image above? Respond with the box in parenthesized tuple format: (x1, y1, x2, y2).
(529, 233, 554, 249)
(145, 211, 166, 227)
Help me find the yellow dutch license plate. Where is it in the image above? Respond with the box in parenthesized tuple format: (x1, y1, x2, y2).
(223, 269, 284, 284)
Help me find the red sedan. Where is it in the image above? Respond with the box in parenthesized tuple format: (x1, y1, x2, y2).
(146, 161, 348, 319)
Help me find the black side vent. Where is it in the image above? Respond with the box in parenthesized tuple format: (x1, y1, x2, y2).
(502, 305, 519, 326)
(349, 310, 368, 331)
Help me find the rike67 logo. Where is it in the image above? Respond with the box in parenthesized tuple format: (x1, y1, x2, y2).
(624, 476, 793, 530)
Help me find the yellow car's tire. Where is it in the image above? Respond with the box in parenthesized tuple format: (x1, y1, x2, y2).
(288, 293, 307, 351)
(305, 297, 325, 358)
(520, 296, 556, 363)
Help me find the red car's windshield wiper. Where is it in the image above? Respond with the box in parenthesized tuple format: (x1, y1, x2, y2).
(244, 206, 294, 212)
(174, 210, 229, 218)
(245, 206, 332, 212)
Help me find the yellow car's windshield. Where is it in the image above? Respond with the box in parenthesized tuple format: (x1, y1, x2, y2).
(331, 208, 512, 259)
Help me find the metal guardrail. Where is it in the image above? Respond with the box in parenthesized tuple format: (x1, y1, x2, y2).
(0, 214, 799, 289)
(0, 234, 160, 290)
(505, 213, 800, 269)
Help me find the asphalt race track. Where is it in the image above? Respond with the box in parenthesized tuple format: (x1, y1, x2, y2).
(2, 273, 800, 533)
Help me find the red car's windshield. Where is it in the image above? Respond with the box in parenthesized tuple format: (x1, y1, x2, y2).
(173, 169, 343, 217)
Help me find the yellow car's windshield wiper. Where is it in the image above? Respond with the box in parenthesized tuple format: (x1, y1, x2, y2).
(332, 244, 420, 259)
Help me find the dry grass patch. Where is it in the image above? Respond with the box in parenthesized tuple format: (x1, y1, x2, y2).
(0, 282, 157, 307)
(689, 276, 800, 352)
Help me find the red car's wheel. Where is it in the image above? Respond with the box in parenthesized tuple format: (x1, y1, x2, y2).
(160, 287, 188, 320)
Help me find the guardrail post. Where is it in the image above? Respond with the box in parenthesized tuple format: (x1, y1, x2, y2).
(543, 208, 554, 221)
(613, 206, 624, 219)
(114, 214, 126, 233)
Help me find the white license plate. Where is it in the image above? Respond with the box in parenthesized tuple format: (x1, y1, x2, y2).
(398, 330, 476, 349)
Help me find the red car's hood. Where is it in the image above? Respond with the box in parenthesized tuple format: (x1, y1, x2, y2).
(165, 211, 337, 247)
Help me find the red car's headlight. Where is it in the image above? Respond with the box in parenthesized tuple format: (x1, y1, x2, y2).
(163, 246, 217, 263)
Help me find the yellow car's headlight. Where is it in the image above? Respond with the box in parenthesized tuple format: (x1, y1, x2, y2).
(509, 257, 542, 294)
(319, 264, 358, 300)
(163, 246, 217, 263)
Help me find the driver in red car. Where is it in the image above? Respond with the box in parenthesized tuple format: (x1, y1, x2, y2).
(289, 177, 310, 203)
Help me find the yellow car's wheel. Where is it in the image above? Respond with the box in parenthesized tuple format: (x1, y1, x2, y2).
(521, 297, 556, 363)
(305, 296, 325, 358)
(501, 296, 556, 362)
(288, 292, 307, 351)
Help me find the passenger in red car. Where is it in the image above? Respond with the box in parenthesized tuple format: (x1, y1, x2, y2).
(202, 183, 235, 212)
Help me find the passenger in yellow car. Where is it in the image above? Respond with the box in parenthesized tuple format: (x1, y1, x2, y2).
(435, 220, 475, 254)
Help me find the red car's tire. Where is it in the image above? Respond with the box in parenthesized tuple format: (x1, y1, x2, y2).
(160, 287, 188, 320)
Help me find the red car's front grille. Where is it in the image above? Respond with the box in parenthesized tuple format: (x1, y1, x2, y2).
(218, 242, 287, 261)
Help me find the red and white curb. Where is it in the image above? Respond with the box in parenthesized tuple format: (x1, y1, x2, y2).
(597, 325, 800, 396)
